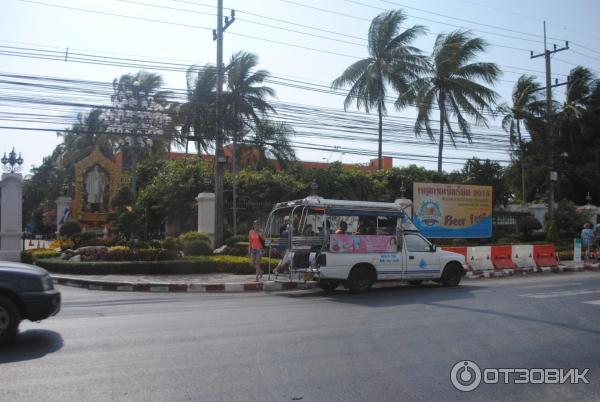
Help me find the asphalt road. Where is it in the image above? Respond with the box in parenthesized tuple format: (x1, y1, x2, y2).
(2, 272, 600, 402)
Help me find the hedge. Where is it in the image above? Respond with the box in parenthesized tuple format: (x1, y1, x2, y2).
(35, 256, 280, 275)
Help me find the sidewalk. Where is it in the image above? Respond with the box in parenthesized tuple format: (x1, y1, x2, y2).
(50, 260, 600, 293)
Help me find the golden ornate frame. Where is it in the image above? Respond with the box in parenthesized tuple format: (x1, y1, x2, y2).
(71, 148, 120, 228)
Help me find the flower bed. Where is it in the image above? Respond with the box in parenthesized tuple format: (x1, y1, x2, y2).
(21, 248, 62, 264)
(78, 247, 181, 262)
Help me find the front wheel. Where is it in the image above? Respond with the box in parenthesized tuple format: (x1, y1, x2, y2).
(348, 266, 375, 293)
(441, 263, 462, 287)
(0, 296, 20, 345)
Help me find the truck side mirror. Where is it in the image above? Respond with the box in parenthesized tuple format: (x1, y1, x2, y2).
(430, 244, 436, 252)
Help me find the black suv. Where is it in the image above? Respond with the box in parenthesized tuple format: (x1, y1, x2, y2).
(0, 261, 61, 345)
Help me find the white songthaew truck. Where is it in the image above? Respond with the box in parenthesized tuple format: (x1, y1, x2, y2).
(264, 195, 467, 292)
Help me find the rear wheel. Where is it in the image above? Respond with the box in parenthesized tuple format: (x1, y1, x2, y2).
(0, 296, 20, 345)
(408, 280, 423, 286)
(441, 263, 462, 287)
(318, 281, 339, 292)
(348, 266, 375, 293)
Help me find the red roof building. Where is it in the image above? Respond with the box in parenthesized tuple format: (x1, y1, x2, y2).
(112, 144, 393, 172)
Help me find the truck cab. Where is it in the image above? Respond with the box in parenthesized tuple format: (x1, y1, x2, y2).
(265, 196, 466, 292)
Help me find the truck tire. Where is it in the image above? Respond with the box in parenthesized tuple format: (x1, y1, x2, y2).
(0, 296, 20, 345)
(318, 281, 339, 292)
(441, 263, 462, 287)
(408, 280, 423, 286)
(348, 265, 375, 293)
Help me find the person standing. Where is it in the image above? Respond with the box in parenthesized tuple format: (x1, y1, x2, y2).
(249, 220, 265, 281)
(581, 223, 594, 260)
(594, 222, 600, 253)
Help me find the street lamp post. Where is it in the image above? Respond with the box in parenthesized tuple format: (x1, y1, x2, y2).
(1, 148, 24, 173)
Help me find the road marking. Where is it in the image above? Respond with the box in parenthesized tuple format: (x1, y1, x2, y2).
(583, 299, 600, 306)
(520, 283, 583, 290)
(520, 289, 600, 299)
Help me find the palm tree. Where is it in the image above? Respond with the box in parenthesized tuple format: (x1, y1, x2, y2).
(224, 51, 276, 176)
(109, 71, 175, 195)
(57, 108, 114, 196)
(556, 66, 596, 152)
(224, 51, 276, 234)
(411, 30, 500, 172)
(243, 119, 296, 169)
(499, 75, 544, 201)
(332, 10, 427, 170)
(178, 64, 218, 154)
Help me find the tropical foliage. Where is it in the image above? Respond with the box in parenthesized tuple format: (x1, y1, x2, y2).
(22, 8, 600, 242)
(411, 30, 500, 172)
(332, 10, 426, 170)
(499, 75, 544, 200)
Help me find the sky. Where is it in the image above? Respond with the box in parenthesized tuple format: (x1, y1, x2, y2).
(1, 0, 600, 175)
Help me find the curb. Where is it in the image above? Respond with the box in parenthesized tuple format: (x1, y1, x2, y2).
(54, 264, 599, 291)
(52, 276, 314, 293)
(463, 264, 595, 280)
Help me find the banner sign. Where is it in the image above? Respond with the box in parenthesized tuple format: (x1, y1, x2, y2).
(413, 182, 493, 238)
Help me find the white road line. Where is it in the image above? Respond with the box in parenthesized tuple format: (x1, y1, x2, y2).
(583, 299, 600, 306)
(520, 283, 583, 290)
(520, 289, 600, 299)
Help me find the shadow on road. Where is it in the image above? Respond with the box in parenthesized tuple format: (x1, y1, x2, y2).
(277, 282, 481, 307)
(0, 329, 64, 364)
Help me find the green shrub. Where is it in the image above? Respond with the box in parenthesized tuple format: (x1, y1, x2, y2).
(161, 237, 184, 251)
(148, 239, 162, 249)
(183, 240, 213, 256)
(450, 238, 468, 246)
(517, 216, 542, 240)
(77, 237, 112, 248)
(79, 231, 98, 242)
(224, 234, 248, 246)
(59, 220, 82, 237)
(546, 221, 559, 244)
(222, 243, 248, 256)
(36, 256, 279, 275)
(128, 239, 150, 249)
(106, 235, 127, 247)
(179, 231, 211, 244)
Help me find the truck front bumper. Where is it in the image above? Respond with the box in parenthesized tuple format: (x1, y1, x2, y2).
(21, 290, 61, 321)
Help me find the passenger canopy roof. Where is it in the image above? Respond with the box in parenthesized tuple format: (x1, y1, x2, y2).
(303, 197, 403, 212)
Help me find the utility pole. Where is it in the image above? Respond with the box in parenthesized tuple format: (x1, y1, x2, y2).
(530, 21, 568, 226)
(213, 1, 234, 247)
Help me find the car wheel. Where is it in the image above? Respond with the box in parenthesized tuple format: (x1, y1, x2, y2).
(441, 263, 462, 287)
(0, 296, 20, 345)
(408, 280, 423, 286)
(318, 281, 339, 292)
(349, 266, 375, 293)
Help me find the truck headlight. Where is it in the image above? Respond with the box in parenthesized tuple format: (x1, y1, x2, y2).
(41, 275, 55, 291)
